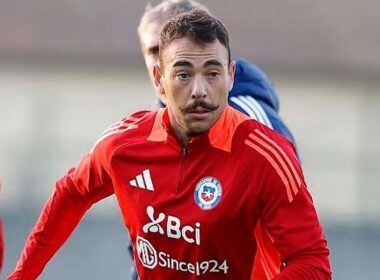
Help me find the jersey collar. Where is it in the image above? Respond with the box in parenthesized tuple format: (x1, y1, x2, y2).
(147, 105, 249, 153)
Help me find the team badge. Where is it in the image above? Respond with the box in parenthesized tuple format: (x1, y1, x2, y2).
(194, 177, 222, 210)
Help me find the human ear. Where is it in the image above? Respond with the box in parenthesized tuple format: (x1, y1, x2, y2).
(153, 65, 167, 101)
(153, 65, 162, 87)
(228, 61, 236, 91)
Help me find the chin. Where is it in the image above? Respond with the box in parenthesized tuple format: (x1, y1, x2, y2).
(186, 125, 210, 137)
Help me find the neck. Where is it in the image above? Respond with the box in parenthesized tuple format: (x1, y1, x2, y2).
(167, 108, 190, 147)
(168, 111, 189, 147)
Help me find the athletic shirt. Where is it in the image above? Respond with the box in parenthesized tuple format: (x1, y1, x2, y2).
(7, 106, 331, 280)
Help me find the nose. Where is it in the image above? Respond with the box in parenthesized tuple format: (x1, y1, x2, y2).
(191, 75, 207, 99)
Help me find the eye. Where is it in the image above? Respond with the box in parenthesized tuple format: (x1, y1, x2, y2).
(148, 46, 159, 56)
(208, 71, 220, 78)
(177, 72, 190, 81)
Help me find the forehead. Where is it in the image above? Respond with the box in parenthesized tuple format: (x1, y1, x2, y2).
(162, 37, 229, 67)
(140, 22, 161, 50)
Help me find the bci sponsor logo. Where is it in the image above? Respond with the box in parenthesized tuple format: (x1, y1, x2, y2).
(142, 205, 201, 245)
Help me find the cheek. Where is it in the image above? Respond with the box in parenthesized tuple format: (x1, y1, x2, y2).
(165, 85, 187, 107)
(211, 81, 229, 100)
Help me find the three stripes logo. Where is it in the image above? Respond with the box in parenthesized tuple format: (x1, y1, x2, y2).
(244, 129, 301, 202)
(130, 169, 155, 191)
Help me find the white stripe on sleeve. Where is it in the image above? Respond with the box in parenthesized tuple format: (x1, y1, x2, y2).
(230, 96, 259, 120)
(239, 96, 265, 124)
(245, 96, 273, 129)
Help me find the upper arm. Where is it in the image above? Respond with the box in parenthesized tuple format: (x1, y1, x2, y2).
(249, 128, 331, 278)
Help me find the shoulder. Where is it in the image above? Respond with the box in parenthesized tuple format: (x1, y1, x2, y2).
(233, 117, 299, 171)
(235, 118, 297, 158)
(235, 120, 303, 201)
(210, 106, 290, 155)
(90, 109, 158, 157)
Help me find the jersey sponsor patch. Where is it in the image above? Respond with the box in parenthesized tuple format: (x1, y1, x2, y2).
(194, 177, 222, 210)
(137, 236, 158, 269)
(143, 206, 201, 245)
(136, 236, 229, 275)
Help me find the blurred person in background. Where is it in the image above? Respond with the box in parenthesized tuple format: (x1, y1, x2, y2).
(7, 10, 331, 279)
(132, 0, 299, 279)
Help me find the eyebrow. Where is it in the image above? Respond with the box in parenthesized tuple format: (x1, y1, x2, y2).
(203, 59, 224, 68)
(172, 60, 193, 68)
(172, 59, 224, 69)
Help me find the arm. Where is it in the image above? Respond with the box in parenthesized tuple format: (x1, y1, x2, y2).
(255, 129, 331, 279)
(7, 150, 114, 280)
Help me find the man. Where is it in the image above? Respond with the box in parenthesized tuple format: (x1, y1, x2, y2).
(135, 1, 298, 279)
(8, 10, 331, 279)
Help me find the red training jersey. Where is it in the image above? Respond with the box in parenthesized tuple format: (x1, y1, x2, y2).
(8, 106, 331, 279)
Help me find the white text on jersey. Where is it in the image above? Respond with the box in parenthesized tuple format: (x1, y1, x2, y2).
(143, 206, 201, 245)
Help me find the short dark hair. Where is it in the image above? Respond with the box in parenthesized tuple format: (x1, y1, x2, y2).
(159, 9, 231, 66)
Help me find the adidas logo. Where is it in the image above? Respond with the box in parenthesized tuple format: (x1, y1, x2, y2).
(129, 169, 154, 191)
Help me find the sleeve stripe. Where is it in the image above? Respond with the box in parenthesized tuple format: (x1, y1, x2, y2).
(90, 125, 137, 154)
(126, 116, 142, 122)
(244, 139, 294, 202)
(230, 96, 259, 120)
(245, 96, 273, 129)
(253, 129, 301, 187)
(248, 132, 299, 197)
(100, 116, 142, 137)
(100, 120, 135, 137)
(90, 120, 139, 153)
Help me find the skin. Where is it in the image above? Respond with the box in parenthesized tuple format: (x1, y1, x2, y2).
(153, 37, 235, 146)
(139, 22, 162, 98)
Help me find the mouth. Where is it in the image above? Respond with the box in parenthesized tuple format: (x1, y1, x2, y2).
(187, 106, 212, 119)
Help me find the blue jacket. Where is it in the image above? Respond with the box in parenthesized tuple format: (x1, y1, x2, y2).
(229, 59, 296, 145)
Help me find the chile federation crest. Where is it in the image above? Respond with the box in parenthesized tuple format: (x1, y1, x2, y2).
(194, 177, 222, 210)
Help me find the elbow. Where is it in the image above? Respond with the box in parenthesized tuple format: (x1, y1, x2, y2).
(276, 249, 332, 280)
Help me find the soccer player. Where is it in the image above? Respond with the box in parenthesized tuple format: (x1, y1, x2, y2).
(135, 1, 298, 279)
(8, 9, 331, 280)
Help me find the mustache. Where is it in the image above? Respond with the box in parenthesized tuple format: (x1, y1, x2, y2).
(181, 100, 219, 113)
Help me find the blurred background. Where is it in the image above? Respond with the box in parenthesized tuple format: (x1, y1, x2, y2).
(0, 0, 379, 279)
